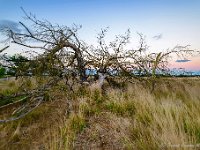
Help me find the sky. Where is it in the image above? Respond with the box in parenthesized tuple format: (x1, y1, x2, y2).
(0, 0, 200, 72)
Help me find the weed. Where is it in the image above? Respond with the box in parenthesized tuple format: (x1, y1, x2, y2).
(69, 114, 86, 133)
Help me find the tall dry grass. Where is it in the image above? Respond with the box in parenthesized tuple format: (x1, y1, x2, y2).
(0, 77, 200, 149)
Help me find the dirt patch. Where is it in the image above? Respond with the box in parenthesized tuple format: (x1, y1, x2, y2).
(74, 113, 131, 150)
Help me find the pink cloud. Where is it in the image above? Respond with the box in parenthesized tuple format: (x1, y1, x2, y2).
(170, 57, 200, 71)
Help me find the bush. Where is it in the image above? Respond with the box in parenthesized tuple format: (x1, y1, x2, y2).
(0, 67, 6, 77)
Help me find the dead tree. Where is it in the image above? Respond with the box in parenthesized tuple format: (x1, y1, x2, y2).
(0, 9, 198, 122)
(0, 10, 90, 122)
(2, 9, 89, 82)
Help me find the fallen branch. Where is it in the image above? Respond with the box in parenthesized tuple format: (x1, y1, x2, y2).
(0, 96, 29, 109)
(0, 96, 43, 123)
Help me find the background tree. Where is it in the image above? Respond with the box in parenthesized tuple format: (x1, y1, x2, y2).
(6, 54, 29, 78)
(0, 67, 6, 77)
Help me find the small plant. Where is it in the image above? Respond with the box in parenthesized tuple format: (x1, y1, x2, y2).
(92, 89, 103, 104)
(69, 114, 86, 133)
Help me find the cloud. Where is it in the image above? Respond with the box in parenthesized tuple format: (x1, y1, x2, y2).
(0, 20, 21, 32)
(176, 59, 191, 63)
(152, 34, 163, 40)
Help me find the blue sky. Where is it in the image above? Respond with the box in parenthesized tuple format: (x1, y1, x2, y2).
(0, 0, 200, 71)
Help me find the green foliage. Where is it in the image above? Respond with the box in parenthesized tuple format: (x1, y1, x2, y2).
(69, 114, 86, 133)
(7, 54, 29, 76)
(0, 67, 6, 77)
(9, 54, 29, 66)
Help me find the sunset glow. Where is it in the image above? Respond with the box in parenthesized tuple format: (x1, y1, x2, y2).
(0, 0, 200, 71)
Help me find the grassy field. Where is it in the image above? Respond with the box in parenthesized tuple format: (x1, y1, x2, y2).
(0, 77, 200, 150)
